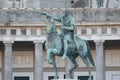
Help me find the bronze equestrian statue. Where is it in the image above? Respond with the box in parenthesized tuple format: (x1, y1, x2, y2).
(39, 9, 95, 80)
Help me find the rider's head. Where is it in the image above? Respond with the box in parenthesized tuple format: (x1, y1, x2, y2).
(63, 9, 71, 17)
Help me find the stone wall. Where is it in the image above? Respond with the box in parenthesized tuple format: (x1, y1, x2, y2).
(109, 0, 120, 8)
(72, 0, 89, 8)
(0, 8, 120, 24)
(26, 0, 40, 8)
(0, 0, 120, 8)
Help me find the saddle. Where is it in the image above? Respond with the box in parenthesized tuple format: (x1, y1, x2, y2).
(59, 34, 76, 55)
(67, 41, 76, 54)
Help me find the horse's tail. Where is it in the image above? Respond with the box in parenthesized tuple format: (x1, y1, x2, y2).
(75, 36, 95, 66)
(86, 41, 95, 66)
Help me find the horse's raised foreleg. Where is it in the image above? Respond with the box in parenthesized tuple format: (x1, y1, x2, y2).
(52, 54, 59, 79)
(46, 49, 58, 64)
(45, 50, 52, 64)
(83, 59, 92, 80)
(68, 56, 78, 79)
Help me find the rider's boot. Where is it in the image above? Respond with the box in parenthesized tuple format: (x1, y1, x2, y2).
(62, 50, 67, 59)
(62, 40, 68, 59)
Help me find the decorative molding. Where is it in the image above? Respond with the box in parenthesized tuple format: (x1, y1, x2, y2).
(0, 24, 120, 41)
(13, 51, 33, 68)
(106, 50, 120, 66)
(3, 40, 14, 44)
(33, 40, 44, 44)
(94, 40, 105, 46)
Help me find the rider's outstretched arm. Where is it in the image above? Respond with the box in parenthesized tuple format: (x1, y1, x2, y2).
(36, 9, 62, 21)
(40, 12, 52, 18)
(53, 16, 61, 22)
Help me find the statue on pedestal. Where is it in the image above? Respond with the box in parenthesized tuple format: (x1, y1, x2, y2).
(39, 9, 95, 80)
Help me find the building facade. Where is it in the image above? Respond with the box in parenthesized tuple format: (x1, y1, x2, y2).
(0, 0, 120, 8)
(0, 0, 120, 80)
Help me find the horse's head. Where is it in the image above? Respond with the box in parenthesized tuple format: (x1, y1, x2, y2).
(46, 16, 57, 34)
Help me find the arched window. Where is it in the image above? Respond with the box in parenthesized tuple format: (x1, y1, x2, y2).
(6, 0, 26, 8)
(71, 0, 90, 8)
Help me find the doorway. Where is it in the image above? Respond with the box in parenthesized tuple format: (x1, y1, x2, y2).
(14, 76, 29, 80)
(78, 76, 93, 80)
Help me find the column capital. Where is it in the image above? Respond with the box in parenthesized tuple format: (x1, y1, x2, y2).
(94, 40, 105, 46)
(94, 40, 105, 43)
(3, 41, 14, 44)
(33, 40, 44, 44)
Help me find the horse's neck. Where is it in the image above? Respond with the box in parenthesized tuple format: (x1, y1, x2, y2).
(46, 25, 58, 40)
(46, 29, 62, 55)
(46, 30, 58, 40)
(46, 19, 60, 40)
(46, 21, 57, 32)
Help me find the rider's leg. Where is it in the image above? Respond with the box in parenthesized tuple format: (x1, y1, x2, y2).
(62, 39, 68, 59)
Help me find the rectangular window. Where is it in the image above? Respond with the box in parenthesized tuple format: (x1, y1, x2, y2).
(81, 29, 87, 34)
(0, 29, 6, 35)
(48, 76, 59, 80)
(11, 29, 16, 35)
(11, 0, 26, 8)
(101, 28, 107, 34)
(31, 29, 36, 35)
(91, 28, 97, 34)
(14, 76, 29, 80)
(41, 29, 46, 35)
(78, 76, 93, 80)
(21, 29, 26, 35)
(111, 28, 117, 34)
(48, 76, 54, 80)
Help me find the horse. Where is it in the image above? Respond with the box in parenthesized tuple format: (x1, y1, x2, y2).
(43, 13, 95, 80)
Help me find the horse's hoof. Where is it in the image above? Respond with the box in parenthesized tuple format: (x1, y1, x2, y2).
(48, 62, 52, 64)
(48, 60, 53, 64)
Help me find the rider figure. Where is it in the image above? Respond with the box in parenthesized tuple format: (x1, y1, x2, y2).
(39, 9, 76, 59)
(57, 9, 76, 59)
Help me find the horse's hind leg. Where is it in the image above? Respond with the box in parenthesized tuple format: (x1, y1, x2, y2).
(68, 56, 78, 79)
(78, 45, 92, 80)
(83, 58, 92, 80)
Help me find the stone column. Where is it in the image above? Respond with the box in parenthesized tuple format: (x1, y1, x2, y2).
(34, 41, 43, 80)
(3, 41, 14, 80)
(94, 40, 105, 80)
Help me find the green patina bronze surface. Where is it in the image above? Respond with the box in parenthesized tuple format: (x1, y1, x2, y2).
(38, 9, 95, 80)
